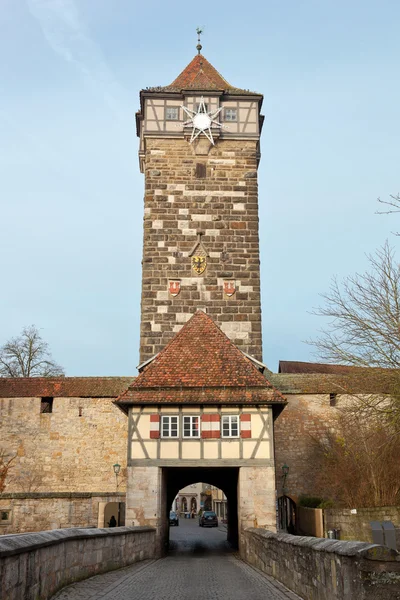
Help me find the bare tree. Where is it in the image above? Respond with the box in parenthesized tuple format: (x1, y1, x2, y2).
(308, 242, 400, 368)
(312, 414, 400, 507)
(0, 449, 16, 493)
(0, 325, 64, 377)
(308, 242, 400, 434)
(13, 467, 45, 493)
(377, 194, 400, 235)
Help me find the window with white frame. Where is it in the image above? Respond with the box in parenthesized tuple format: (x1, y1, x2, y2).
(161, 415, 179, 437)
(183, 415, 200, 437)
(224, 108, 237, 122)
(221, 415, 239, 437)
(165, 107, 179, 120)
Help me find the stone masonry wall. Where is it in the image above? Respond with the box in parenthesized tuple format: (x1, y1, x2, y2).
(324, 507, 400, 544)
(0, 492, 125, 535)
(273, 393, 337, 499)
(0, 396, 128, 494)
(238, 466, 277, 547)
(243, 528, 400, 600)
(140, 138, 263, 362)
(0, 526, 155, 600)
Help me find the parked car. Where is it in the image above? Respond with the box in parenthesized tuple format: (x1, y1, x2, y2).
(169, 511, 179, 526)
(199, 511, 218, 527)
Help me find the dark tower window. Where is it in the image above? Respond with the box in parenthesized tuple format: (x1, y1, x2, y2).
(40, 397, 54, 413)
(196, 163, 206, 178)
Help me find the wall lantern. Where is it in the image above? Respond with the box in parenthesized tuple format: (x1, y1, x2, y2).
(113, 463, 121, 490)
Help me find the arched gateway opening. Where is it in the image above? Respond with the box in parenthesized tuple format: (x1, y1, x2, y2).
(164, 467, 239, 550)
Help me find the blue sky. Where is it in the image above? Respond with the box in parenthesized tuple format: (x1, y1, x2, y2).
(0, 0, 399, 375)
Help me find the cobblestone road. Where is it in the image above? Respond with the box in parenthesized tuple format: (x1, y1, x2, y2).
(52, 520, 301, 600)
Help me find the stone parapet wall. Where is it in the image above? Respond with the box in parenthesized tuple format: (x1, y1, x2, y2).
(324, 506, 400, 544)
(0, 526, 155, 600)
(242, 528, 400, 600)
(0, 492, 125, 535)
(140, 138, 263, 362)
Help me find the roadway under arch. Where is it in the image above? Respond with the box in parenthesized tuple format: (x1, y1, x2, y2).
(163, 467, 239, 551)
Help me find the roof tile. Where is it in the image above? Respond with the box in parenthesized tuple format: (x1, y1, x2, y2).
(169, 54, 233, 90)
(0, 377, 134, 398)
(278, 361, 367, 374)
(146, 54, 260, 96)
(117, 311, 285, 406)
(270, 370, 400, 394)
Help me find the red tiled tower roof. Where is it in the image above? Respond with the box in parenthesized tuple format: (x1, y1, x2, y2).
(169, 54, 233, 90)
(116, 311, 285, 408)
(144, 54, 259, 96)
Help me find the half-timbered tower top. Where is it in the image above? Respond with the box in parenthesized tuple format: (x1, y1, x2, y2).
(135, 53, 264, 172)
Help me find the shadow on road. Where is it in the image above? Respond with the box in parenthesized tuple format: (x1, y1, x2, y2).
(168, 517, 234, 556)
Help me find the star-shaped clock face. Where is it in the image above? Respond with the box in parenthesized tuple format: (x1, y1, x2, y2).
(181, 97, 223, 144)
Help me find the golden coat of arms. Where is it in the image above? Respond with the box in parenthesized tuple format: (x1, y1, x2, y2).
(192, 256, 207, 275)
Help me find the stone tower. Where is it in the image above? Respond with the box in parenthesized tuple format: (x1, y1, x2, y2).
(136, 51, 264, 363)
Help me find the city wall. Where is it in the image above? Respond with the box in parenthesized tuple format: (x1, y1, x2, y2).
(0, 526, 155, 600)
(242, 528, 400, 600)
(0, 492, 126, 535)
(324, 506, 400, 544)
(273, 392, 337, 498)
(0, 395, 128, 494)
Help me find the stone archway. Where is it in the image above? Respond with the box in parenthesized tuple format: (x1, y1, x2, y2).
(164, 466, 239, 552)
(100, 502, 126, 528)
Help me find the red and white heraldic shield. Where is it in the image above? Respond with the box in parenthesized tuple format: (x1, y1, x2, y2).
(223, 280, 236, 297)
(169, 280, 181, 297)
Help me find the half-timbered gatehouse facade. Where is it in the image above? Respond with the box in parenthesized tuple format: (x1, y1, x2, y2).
(117, 311, 285, 549)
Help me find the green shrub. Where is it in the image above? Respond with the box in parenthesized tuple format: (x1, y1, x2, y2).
(298, 495, 323, 508)
(318, 499, 335, 509)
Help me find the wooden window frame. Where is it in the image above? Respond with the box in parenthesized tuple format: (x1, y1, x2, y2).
(40, 397, 53, 414)
(221, 415, 239, 438)
(183, 415, 200, 438)
(224, 108, 237, 122)
(165, 107, 179, 121)
(161, 415, 179, 438)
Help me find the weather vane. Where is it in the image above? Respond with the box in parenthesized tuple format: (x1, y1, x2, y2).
(196, 27, 203, 54)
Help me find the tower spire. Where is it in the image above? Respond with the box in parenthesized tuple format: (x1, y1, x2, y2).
(196, 27, 203, 54)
